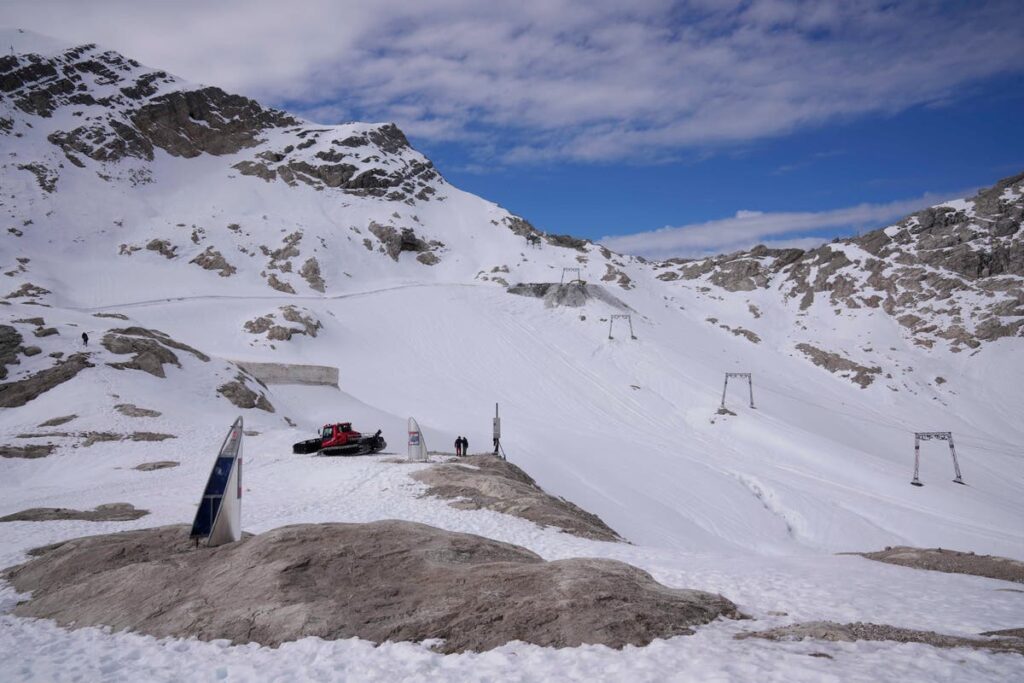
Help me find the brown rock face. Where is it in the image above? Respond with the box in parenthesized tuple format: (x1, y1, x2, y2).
(130, 87, 296, 158)
(657, 171, 1024, 349)
(413, 455, 624, 542)
(736, 621, 1024, 656)
(217, 373, 274, 412)
(3, 521, 742, 652)
(848, 546, 1024, 584)
(795, 343, 881, 388)
(102, 327, 207, 378)
(0, 502, 148, 523)
(0, 353, 94, 408)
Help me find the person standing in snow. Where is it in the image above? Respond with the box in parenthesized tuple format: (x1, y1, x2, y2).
(462, 436, 469, 456)
(81, 332, 89, 346)
(454, 436, 462, 457)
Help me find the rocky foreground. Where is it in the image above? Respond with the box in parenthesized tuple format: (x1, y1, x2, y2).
(3, 520, 742, 653)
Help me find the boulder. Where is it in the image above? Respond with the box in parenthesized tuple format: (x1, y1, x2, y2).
(413, 455, 623, 542)
(2, 521, 743, 652)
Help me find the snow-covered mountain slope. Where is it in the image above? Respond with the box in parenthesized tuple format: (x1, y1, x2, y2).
(2, 26, 1022, 553)
(1, 28, 1024, 679)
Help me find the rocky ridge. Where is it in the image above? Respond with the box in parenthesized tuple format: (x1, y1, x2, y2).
(656, 173, 1024, 351)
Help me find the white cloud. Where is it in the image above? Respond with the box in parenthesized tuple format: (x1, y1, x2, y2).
(599, 190, 970, 260)
(3, 1, 1023, 163)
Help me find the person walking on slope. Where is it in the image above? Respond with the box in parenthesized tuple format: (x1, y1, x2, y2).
(81, 332, 89, 346)
(454, 436, 463, 457)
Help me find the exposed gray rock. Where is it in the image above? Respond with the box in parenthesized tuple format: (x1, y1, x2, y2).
(5, 282, 51, 299)
(661, 172, 1024, 350)
(0, 324, 23, 380)
(38, 414, 76, 427)
(102, 327, 209, 378)
(601, 264, 634, 290)
(114, 403, 162, 418)
(244, 307, 320, 341)
(368, 222, 434, 261)
(190, 246, 236, 277)
(133, 461, 179, 471)
(0, 503, 148, 523)
(16, 162, 57, 192)
(299, 257, 325, 291)
(416, 252, 440, 266)
(266, 273, 295, 294)
(2, 521, 742, 652)
(130, 88, 297, 159)
(735, 621, 1024, 656)
(33, 326, 58, 337)
(92, 312, 129, 321)
(412, 455, 623, 542)
(0, 353, 94, 408)
(145, 239, 177, 259)
(218, 373, 275, 412)
(544, 233, 588, 251)
(1, 444, 56, 459)
(280, 306, 321, 337)
(795, 343, 881, 388)
(22, 345, 42, 356)
(846, 546, 1024, 584)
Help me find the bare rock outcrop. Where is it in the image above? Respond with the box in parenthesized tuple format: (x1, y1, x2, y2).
(1, 444, 56, 459)
(102, 327, 209, 378)
(0, 353, 93, 408)
(795, 343, 881, 388)
(736, 621, 1024, 656)
(2, 521, 742, 652)
(133, 461, 179, 471)
(190, 246, 236, 277)
(38, 414, 76, 427)
(244, 306, 321, 341)
(846, 546, 1024, 584)
(0, 324, 23, 380)
(368, 222, 441, 262)
(217, 373, 275, 412)
(413, 455, 623, 542)
(0, 503, 148, 523)
(299, 257, 325, 291)
(658, 172, 1024, 350)
(114, 403, 162, 418)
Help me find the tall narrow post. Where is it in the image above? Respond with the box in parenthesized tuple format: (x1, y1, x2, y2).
(911, 435, 923, 486)
(748, 375, 755, 409)
(493, 403, 502, 458)
(949, 437, 964, 484)
(628, 316, 636, 340)
(721, 375, 729, 409)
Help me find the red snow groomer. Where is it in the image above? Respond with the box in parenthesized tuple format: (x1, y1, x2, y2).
(292, 423, 387, 456)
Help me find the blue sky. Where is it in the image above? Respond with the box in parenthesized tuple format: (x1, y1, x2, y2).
(5, 0, 1024, 257)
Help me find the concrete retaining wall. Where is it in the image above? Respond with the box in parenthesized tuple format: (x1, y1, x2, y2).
(234, 361, 339, 387)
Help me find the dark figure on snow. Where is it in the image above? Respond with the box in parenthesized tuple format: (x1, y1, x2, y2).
(81, 332, 89, 346)
(461, 436, 469, 455)
(454, 436, 463, 457)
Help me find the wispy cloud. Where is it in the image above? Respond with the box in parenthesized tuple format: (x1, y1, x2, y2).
(599, 190, 970, 260)
(4, 1, 1023, 164)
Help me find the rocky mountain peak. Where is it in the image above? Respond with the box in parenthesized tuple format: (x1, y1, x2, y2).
(656, 172, 1024, 350)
